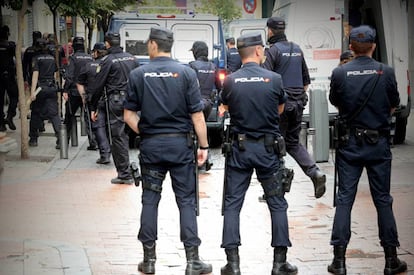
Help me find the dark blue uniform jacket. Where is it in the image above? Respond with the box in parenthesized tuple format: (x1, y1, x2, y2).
(124, 56, 204, 135)
(329, 56, 400, 131)
(89, 46, 138, 111)
(220, 62, 286, 138)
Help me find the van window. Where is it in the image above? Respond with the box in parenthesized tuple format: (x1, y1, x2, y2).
(121, 23, 161, 57)
(170, 23, 215, 64)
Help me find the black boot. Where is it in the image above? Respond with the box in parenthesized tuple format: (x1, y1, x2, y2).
(221, 248, 241, 275)
(311, 169, 326, 198)
(138, 243, 156, 274)
(5, 116, 16, 130)
(384, 246, 407, 275)
(328, 245, 346, 275)
(271, 246, 298, 275)
(185, 246, 212, 275)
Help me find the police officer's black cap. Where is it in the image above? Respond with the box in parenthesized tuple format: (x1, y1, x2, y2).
(237, 33, 263, 49)
(267, 17, 286, 30)
(349, 25, 376, 43)
(93, 42, 106, 51)
(226, 37, 235, 44)
(148, 26, 174, 42)
(104, 32, 121, 46)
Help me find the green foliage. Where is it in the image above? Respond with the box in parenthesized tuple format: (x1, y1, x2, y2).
(137, 0, 183, 14)
(196, 0, 242, 23)
(1, 0, 34, 10)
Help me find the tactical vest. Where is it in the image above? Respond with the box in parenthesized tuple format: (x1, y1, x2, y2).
(273, 41, 304, 88)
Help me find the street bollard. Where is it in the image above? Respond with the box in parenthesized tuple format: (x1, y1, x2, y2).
(80, 106, 87, 136)
(59, 122, 68, 159)
(307, 127, 316, 161)
(71, 117, 78, 147)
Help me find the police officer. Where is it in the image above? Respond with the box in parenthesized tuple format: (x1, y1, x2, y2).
(77, 42, 111, 164)
(225, 37, 242, 73)
(23, 31, 46, 132)
(328, 25, 407, 275)
(89, 32, 138, 184)
(220, 33, 297, 275)
(23, 31, 42, 91)
(0, 25, 18, 131)
(124, 26, 212, 275)
(189, 40, 219, 172)
(63, 36, 94, 148)
(29, 38, 61, 147)
(262, 17, 326, 199)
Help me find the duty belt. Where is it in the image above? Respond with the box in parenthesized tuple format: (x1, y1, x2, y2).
(350, 128, 390, 137)
(140, 133, 188, 139)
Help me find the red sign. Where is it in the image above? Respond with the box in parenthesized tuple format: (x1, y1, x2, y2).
(243, 0, 257, 14)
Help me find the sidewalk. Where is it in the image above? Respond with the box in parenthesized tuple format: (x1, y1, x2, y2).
(0, 117, 413, 275)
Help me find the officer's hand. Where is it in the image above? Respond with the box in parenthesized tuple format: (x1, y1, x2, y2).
(63, 92, 69, 101)
(30, 93, 36, 101)
(91, 111, 98, 122)
(197, 149, 208, 167)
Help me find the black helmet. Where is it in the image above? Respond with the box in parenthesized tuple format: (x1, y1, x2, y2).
(73, 36, 84, 45)
(32, 31, 42, 42)
(73, 36, 85, 51)
(104, 32, 120, 47)
(93, 42, 106, 51)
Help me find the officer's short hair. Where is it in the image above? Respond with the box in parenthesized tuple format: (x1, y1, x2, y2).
(226, 37, 235, 45)
(104, 32, 121, 47)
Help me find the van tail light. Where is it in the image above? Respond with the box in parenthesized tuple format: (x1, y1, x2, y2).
(218, 70, 226, 82)
(407, 70, 411, 96)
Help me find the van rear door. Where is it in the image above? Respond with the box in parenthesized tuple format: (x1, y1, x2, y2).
(167, 21, 217, 64)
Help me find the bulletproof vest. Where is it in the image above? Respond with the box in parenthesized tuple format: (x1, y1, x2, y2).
(190, 60, 216, 98)
(35, 54, 57, 82)
(0, 40, 15, 74)
(273, 42, 304, 88)
(227, 48, 242, 73)
(67, 52, 93, 90)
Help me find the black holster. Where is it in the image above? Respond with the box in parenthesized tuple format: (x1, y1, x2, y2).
(264, 135, 286, 157)
(333, 116, 350, 148)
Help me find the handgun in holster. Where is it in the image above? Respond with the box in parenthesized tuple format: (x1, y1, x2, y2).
(130, 161, 142, 187)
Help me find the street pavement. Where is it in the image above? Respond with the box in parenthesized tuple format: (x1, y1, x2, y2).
(0, 113, 413, 275)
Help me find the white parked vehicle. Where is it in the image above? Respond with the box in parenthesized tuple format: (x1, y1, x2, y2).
(272, 0, 411, 144)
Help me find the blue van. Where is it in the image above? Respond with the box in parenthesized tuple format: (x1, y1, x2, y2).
(108, 12, 228, 147)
